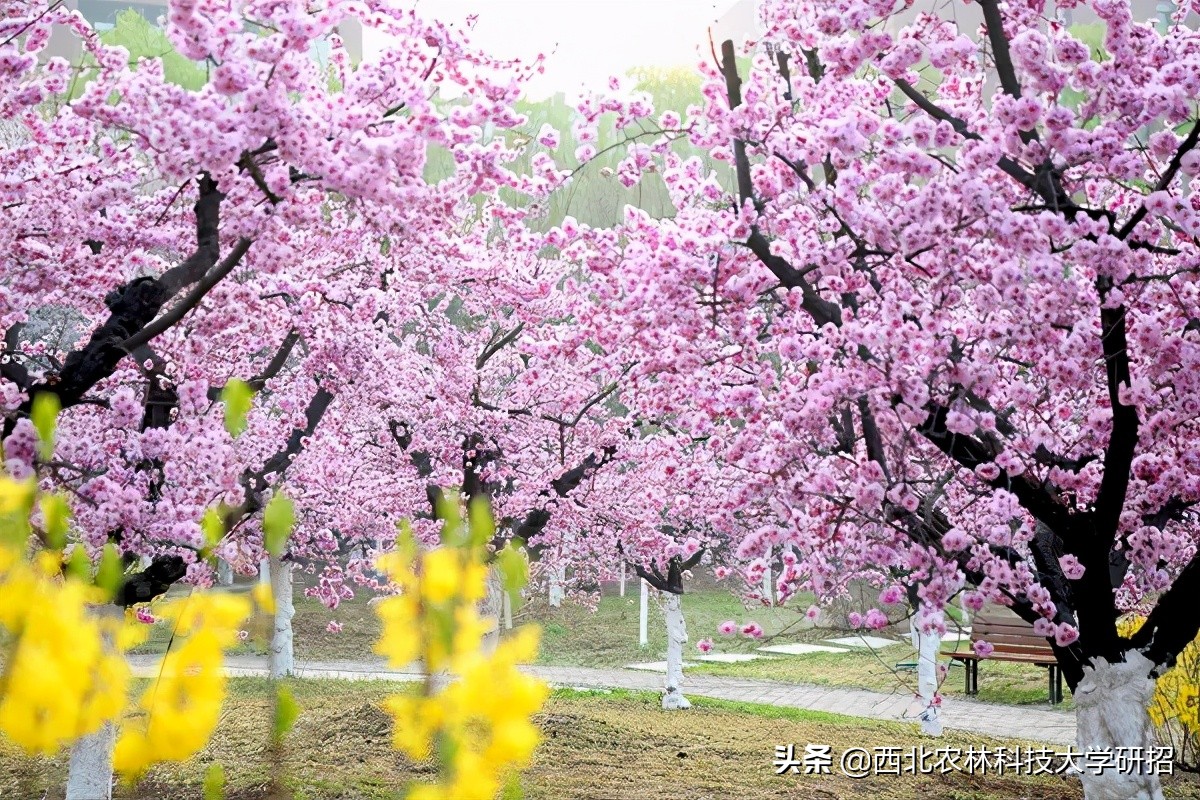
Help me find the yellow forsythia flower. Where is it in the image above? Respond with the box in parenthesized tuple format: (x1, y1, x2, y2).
(251, 581, 275, 614)
(114, 594, 250, 779)
(374, 500, 548, 800)
(0, 539, 129, 755)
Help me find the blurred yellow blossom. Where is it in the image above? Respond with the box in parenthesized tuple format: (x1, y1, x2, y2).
(374, 497, 547, 800)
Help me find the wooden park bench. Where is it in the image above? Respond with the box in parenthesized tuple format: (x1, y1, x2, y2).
(942, 605, 1064, 705)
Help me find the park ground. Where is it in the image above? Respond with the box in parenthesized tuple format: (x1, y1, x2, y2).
(6, 678, 1184, 800)
(12, 578, 1200, 797)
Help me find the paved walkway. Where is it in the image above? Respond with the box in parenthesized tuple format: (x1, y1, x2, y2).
(128, 654, 1077, 746)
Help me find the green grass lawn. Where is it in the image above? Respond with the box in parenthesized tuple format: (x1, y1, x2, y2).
(4, 678, 1171, 800)
(134, 580, 1070, 709)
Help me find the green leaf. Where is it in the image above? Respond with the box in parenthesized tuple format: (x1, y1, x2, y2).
(31, 392, 61, 461)
(66, 546, 90, 582)
(95, 543, 124, 600)
(435, 493, 464, 547)
(394, 519, 418, 563)
(202, 764, 225, 800)
(467, 496, 495, 547)
(272, 685, 301, 744)
(220, 379, 255, 438)
(201, 506, 226, 549)
(496, 541, 529, 602)
(40, 493, 71, 550)
(263, 490, 295, 557)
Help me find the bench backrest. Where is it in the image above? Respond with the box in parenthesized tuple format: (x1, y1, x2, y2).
(970, 605, 1055, 658)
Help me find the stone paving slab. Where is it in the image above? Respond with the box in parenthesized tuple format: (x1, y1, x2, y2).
(758, 642, 850, 655)
(823, 635, 904, 649)
(695, 653, 764, 663)
(128, 654, 1076, 746)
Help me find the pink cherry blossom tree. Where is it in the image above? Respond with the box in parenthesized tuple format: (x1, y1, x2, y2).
(570, 0, 1200, 794)
(1, 0, 540, 794)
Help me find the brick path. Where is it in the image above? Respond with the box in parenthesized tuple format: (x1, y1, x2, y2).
(128, 654, 1076, 746)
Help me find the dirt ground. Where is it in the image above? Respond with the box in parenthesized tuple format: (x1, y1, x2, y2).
(5, 679, 1198, 800)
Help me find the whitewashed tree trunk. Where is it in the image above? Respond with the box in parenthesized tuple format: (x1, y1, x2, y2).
(547, 564, 566, 607)
(1074, 652, 1164, 800)
(619, 560, 626, 597)
(268, 556, 294, 679)
(502, 589, 513, 630)
(65, 605, 123, 800)
(66, 722, 115, 800)
(910, 628, 943, 736)
(481, 566, 503, 655)
(258, 556, 270, 585)
(638, 579, 649, 647)
(662, 592, 691, 710)
(762, 547, 773, 606)
(216, 558, 233, 586)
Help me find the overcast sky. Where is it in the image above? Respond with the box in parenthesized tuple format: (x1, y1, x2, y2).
(364, 0, 759, 99)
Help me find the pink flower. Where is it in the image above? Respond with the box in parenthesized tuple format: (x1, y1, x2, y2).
(1033, 618, 1055, 637)
(973, 640, 994, 658)
(237, 630, 249, 642)
(740, 622, 763, 638)
(535, 124, 560, 149)
(942, 529, 972, 551)
(805, 605, 821, 622)
(974, 462, 1001, 481)
(713, 566, 731, 580)
(326, 620, 343, 634)
(135, 608, 156, 624)
(1055, 624, 1080, 647)
(718, 620, 737, 635)
(1058, 554, 1085, 580)
(865, 609, 889, 630)
(879, 586, 905, 605)
(848, 612, 864, 628)
(697, 638, 714, 653)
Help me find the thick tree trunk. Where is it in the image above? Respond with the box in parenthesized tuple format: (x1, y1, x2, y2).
(910, 628, 942, 736)
(619, 560, 626, 597)
(662, 592, 691, 710)
(548, 564, 566, 607)
(65, 605, 123, 800)
(268, 556, 294, 679)
(1074, 651, 1163, 800)
(216, 558, 233, 586)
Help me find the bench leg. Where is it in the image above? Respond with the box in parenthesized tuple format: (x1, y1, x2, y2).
(967, 660, 978, 696)
(1047, 665, 1065, 705)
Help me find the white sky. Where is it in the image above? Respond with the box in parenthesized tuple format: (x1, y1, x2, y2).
(364, 0, 760, 99)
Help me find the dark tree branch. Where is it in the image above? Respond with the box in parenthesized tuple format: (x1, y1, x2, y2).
(1093, 299, 1138, 546)
(11, 177, 227, 425)
(121, 237, 253, 352)
(1117, 117, 1200, 240)
(1128, 549, 1200, 676)
(207, 329, 301, 401)
(476, 322, 525, 370)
